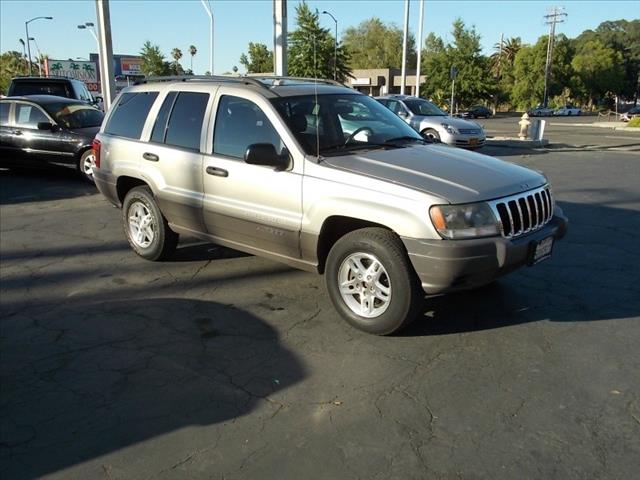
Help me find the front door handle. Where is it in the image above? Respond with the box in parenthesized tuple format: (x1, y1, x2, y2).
(206, 166, 228, 177)
(143, 152, 159, 162)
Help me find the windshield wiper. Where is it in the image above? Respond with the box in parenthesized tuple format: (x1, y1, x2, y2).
(384, 136, 427, 145)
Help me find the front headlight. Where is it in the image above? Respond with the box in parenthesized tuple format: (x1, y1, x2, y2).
(429, 203, 500, 239)
(440, 123, 458, 134)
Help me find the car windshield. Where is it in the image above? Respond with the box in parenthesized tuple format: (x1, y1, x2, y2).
(403, 99, 447, 116)
(43, 102, 104, 129)
(271, 93, 424, 156)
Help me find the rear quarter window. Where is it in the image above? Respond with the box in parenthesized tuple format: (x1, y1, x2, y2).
(104, 91, 159, 139)
(0, 103, 10, 125)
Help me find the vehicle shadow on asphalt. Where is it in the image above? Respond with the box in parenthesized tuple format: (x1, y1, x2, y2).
(0, 167, 97, 205)
(403, 199, 640, 336)
(0, 298, 305, 480)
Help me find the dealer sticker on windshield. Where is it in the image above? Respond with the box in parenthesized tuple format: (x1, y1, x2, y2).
(530, 236, 554, 265)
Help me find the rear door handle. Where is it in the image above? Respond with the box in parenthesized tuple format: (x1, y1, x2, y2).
(206, 166, 228, 177)
(143, 152, 159, 162)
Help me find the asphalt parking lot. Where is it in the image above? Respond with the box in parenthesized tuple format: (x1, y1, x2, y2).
(1, 119, 639, 479)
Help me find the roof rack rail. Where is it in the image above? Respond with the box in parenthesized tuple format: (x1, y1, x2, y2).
(134, 75, 268, 89)
(250, 76, 345, 87)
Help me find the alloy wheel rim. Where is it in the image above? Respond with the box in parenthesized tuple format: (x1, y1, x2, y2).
(338, 252, 391, 318)
(83, 153, 95, 176)
(128, 202, 155, 248)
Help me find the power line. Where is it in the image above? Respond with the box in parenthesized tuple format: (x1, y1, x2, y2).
(543, 6, 567, 107)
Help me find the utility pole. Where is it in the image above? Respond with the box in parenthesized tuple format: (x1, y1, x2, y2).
(415, 0, 424, 97)
(400, 0, 410, 94)
(543, 6, 567, 107)
(273, 0, 287, 76)
(200, 0, 214, 75)
(95, 0, 116, 110)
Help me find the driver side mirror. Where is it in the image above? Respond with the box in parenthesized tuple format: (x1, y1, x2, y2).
(397, 110, 408, 118)
(244, 143, 289, 170)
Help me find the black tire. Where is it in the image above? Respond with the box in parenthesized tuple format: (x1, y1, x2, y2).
(325, 228, 423, 335)
(78, 150, 96, 184)
(421, 128, 441, 142)
(122, 186, 178, 261)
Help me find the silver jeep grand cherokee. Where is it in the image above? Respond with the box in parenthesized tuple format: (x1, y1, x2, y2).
(93, 76, 567, 335)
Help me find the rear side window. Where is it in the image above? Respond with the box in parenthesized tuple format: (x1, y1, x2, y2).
(163, 92, 209, 150)
(0, 103, 9, 125)
(150, 92, 177, 143)
(15, 104, 49, 128)
(104, 91, 158, 139)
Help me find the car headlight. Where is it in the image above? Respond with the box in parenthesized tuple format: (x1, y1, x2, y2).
(440, 123, 458, 134)
(429, 203, 500, 239)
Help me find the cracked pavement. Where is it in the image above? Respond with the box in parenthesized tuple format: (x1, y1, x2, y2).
(1, 125, 640, 479)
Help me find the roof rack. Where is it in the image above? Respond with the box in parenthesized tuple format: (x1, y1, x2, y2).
(249, 76, 346, 87)
(134, 75, 268, 89)
(133, 75, 347, 89)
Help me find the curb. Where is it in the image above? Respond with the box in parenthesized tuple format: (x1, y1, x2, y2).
(485, 138, 549, 148)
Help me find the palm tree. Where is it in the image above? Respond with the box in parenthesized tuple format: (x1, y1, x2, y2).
(171, 48, 183, 67)
(490, 37, 522, 77)
(188, 45, 197, 73)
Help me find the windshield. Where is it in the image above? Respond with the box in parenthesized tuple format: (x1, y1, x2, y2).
(271, 93, 424, 156)
(43, 102, 104, 129)
(403, 99, 447, 116)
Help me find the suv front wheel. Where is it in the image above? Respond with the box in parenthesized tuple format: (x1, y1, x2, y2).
(122, 186, 178, 261)
(325, 228, 424, 335)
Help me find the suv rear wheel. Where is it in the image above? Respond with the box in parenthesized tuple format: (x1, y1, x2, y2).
(325, 228, 423, 335)
(122, 186, 178, 261)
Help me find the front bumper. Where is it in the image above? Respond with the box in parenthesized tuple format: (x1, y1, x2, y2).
(402, 207, 568, 295)
(441, 131, 486, 149)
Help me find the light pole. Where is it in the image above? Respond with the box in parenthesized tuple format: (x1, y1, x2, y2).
(200, 0, 214, 75)
(322, 10, 337, 80)
(25, 16, 52, 75)
(18, 39, 27, 71)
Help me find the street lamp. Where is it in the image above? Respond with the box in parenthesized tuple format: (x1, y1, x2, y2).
(25, 16, 52, 75)
(77, 22, 99, 47)
(200, 0, 214, 75)
(322, 10, 337, 80)
(18, 39, 27, 70)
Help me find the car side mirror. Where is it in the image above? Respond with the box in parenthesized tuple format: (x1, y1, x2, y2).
(37, 122, 57, 131)
(397, 111, 408, 118)
(244, 143, 288, 170)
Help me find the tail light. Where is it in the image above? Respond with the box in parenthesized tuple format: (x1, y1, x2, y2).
(92, 139, 101, 169)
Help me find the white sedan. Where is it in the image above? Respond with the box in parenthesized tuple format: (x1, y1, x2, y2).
(554, 106, 581, 116)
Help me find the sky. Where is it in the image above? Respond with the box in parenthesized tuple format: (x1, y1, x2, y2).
(0, 0, 636, 75)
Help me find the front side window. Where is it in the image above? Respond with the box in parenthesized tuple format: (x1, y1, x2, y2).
(164, 92, 209, 150)
(213, 95, 284, 159)
(43, 102, 104, 129)
(104, 91, 159, 139)
(15, 104, 49, 129)
(272, 94, 423, 157)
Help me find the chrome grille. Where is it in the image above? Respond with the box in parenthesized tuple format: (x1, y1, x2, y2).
(458, 128, 481, 135)
(489, 186, 554, 238)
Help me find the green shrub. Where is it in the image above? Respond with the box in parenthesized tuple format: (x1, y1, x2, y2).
(628, 117, 640, 128)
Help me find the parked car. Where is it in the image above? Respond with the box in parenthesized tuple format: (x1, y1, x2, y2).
(375, 95, 486, 149)
(8, 76, 96, 106)
(93, 76, 567, 335)
(527, 104, 555, 117)
(0, 95, 104, 182)
(621, 106, 640, 122)
(554, 106, 581, 116)
(459, 105, 492, 119)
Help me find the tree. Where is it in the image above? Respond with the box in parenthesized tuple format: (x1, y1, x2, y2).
(170, 47, 184, 75)
(342, 17, 416, 69)
(140, 41, 170, 76)
(239, 42, 274, 73)
(288, 1, 351, 82)
(188, 45, 197, 73)
(572, 39, 624, 107)
(490, 37, 521, 77)
(0, 50, 28, 94)
(420, 19, 494, 110)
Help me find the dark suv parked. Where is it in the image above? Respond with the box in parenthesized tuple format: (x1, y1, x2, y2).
(8, 76, 95, 105)
(0, 95, 104, 182)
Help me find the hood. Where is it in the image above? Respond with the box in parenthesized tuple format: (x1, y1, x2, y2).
(323, 144, 546, 204)
(67, 126, 100, 140)
(418, 115, 482, 130)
